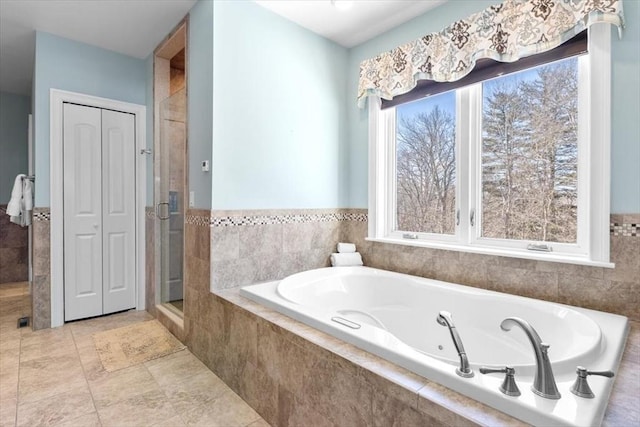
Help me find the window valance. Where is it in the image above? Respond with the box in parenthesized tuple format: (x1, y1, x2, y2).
(357, 0, 624, 108)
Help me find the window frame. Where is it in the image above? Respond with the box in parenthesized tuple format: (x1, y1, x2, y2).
(367, 24, 613, 268)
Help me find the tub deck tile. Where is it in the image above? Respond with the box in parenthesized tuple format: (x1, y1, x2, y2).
(212, 288, 638, 427)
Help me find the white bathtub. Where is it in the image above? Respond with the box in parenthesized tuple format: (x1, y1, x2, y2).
(240, 267, 629, 427)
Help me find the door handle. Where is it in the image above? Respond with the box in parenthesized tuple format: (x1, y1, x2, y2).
(156, 202, 170, 220)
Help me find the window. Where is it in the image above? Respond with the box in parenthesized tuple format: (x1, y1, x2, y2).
(368, 26, 612, 267)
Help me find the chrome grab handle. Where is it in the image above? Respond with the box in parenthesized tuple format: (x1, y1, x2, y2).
(570, 366, 615, 398)
(156, 202, 170, 220)
(480, 366, 521, 397)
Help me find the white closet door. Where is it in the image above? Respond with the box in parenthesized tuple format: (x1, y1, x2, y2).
(101, 109, 136, 314)
(63, 103, 103, 321)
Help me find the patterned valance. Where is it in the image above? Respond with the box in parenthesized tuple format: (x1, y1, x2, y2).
(357, 0, 624, 108)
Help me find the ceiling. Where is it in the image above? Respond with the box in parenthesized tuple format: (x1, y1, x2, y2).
(0, 0, 446, 97)
(255, 0, 446, 48)
(0, 0, 197, 96)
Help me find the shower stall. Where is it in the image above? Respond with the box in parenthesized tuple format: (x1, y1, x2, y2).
(157, 88, 186, 314)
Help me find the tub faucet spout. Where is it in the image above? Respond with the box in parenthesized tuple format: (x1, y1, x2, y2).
(436, 311, 473, 378)
(500, 317, 561, 399)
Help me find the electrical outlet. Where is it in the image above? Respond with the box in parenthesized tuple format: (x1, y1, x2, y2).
(189, 191, 195, 207)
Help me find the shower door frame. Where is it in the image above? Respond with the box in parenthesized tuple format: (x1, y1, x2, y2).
(153, 17, 188, 321)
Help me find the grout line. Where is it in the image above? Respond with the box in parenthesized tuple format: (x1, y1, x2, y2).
(71, 321, 103, 427)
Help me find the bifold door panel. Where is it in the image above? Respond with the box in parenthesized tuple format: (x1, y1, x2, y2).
(63, 103, 136, 321)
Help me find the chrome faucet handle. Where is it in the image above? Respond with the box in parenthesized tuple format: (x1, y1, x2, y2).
(570, 366, 615, 398)
(480, 366, 521, 397)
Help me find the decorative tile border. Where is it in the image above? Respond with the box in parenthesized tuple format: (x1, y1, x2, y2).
(185, 215, 211, 227)
(17, 207, 639, 236)
(610, 223, 639, 237)
(33, 210, 50, 222)
(1, 206, 50, 221)
(209, 212, 368, 227)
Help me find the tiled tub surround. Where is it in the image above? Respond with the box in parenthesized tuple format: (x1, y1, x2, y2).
(0, 205, 28, 283)
(185, 288, 639, 427)
(208, 209, 363, 290)
(343, 211, 640, 322)
(181, 209, 639, 426)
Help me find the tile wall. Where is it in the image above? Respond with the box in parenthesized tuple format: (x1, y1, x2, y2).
(179, 208, 638, 427)
(208, 209, 362, 290)
(31, 208, 50, 330)
(0, 205, 29, 283)
(342, 211, 639, 321)
(145, 207, 156, 318)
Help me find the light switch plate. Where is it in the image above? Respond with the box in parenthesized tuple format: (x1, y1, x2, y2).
(189, 191, 195, 207)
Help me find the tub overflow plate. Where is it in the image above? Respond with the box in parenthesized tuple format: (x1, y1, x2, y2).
(331, 316, 361, 329)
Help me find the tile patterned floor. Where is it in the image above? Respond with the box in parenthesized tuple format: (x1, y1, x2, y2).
(0, 282, 269, 427)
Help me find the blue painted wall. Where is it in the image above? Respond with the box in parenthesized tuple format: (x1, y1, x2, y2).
(33, 32, 146, 206)
(188, 0, 214, 209)
(346, 0, 640, 213)
(0, 91, 30, 202)
(610, 0, 640, 213)
(211, 0, 349, 209)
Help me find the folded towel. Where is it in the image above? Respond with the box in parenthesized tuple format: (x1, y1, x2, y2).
(330, 252, 363, 267)
(337, 242, 356, 253)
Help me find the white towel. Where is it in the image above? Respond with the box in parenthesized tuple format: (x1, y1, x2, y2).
(337, 242, 356, 253)
(330, 252, 363, 267)
(6, 174, 32, 227)
(6, 174, 25, 216)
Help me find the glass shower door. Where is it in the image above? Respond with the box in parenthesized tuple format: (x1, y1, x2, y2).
(158, 88, 186, 314)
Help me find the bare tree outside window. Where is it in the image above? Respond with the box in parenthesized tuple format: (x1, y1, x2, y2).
(482, 57, 578, 243)
(396, 93, 456, 234)
(394, 57, 579, 243)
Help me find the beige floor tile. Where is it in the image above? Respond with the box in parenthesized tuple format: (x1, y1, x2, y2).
(145, 350, 206, 387)
(0, 397, 17, 427)
(88, 365, 160, 409)
(0, 294, 268, 427)
(246, 418, 271, 427)
(69, 311, 154, 339)
(18, 354, 86, 403)
(151, 415, 186, 427)
(181, 390, 261, 427)
(52, 411, 101, 427)
(0, 333, 20, 354)
(0, 347, 19, 376)
(97, 389, 178, 427)
(0, 371, 18, 402)
(160, 370, 230, 415)
(20, 326, 73, 348)
(16, 383, 95, 427)
(76, 347, 108, 383)
(0, 289, 28, 300)
(19, 337, 77, 364)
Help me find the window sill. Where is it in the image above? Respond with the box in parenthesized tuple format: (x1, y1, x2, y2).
(365, 236, 615, 269)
